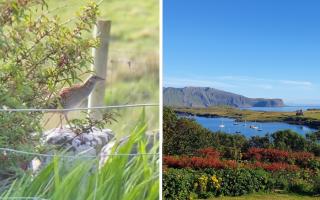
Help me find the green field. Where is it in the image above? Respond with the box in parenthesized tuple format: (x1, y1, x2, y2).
(211, 193, 320, 200)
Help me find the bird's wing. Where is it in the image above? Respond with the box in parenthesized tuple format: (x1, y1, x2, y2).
(59, 84, 82, 99)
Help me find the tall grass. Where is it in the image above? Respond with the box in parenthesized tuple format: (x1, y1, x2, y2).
(0, 111, 159, 200)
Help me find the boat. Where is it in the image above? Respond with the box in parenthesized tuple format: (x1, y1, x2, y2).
(250, 121, 259, 130)
(233, 122, 239, 125)
(250, 125, 259, 130)
(243, 120, 247, 127)
(219, 119, 225, 128)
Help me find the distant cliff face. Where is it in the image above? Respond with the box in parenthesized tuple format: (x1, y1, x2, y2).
(163, 87, 284, 108)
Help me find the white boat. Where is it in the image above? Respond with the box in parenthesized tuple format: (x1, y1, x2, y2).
(243, 120, 247, 126)
(250, 121, 259, 130)
(250, 125, 258, 129)
(219, 119, 225, 128)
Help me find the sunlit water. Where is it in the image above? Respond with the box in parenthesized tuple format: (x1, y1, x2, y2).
(191, 116, 317, 137)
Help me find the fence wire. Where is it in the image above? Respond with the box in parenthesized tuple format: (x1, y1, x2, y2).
(0, 102, 159, 158)
(0, 148, 159, 158)
(0, 103, 158, 112)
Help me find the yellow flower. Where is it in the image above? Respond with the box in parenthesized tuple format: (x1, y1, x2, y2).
(197, 175, 208, 192)
(210, 175, 221, 190)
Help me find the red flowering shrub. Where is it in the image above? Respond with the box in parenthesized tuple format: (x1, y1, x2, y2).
(245, 148, 289, 162)
(164, 155, 300, 172)
(164, 148, 314, 172)
(222, 160, 238, 169)
(164, 156, 227, 169)
(290, 151, 314, 161)
(246, 161, 299, 172)
(197, 147, 220, 159)
(244, 148, 315, 166)
(163, 156, 181, 168)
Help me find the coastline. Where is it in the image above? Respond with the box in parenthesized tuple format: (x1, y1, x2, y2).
(173, 107, 320, 130)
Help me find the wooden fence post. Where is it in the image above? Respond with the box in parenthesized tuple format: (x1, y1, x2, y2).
(88, 20, 111, 120)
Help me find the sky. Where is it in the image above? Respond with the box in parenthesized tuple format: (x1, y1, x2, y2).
(164, 0, 320, 105)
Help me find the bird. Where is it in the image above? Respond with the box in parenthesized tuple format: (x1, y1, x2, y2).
(48, 75, 105, 129)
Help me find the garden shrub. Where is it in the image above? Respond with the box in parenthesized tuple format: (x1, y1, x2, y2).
(244, 148, 317, 169)
(313, 174, 320, 195)
(163, 168, 195, 200)
(0, 0, 98, 177)
(164, 155, 300, 172)
(163, 168, 273, 199)
(288, 178, 314, 195)
(163, 168, 320, 199)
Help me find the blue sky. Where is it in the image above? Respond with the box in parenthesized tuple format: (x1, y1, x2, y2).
(164, 0, 320, 105)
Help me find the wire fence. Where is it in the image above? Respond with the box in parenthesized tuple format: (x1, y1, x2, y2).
(0, 103, 158, 112)
(0, 102, 159, 156)
(0, 148, 159, 158)
(0, 103, 159, 158)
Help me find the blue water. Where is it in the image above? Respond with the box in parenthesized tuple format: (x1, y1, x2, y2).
(240, 106, 320, 112)
(193, 116, 317, 137)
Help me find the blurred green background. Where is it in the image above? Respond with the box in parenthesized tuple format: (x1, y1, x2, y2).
(43, 0, 159, 134)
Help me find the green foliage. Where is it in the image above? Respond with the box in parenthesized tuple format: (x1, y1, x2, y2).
(163, 168, 274, 199)
(271, 130, 308, 152)
(69, 111, 117, 135)
(162, 168, 195, 200)
(288, 179, 314, 195)
(163, 107, 212, 155)
(313, 175, 320, 194)
(1, 111, 159, 199)
(0, 0, 98, 178)
(163, 168, 320, 199)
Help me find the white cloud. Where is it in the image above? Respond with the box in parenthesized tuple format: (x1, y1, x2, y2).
(279, 80, 313, 86)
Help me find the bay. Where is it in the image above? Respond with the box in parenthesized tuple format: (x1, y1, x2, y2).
(192, 116, 317, 137)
